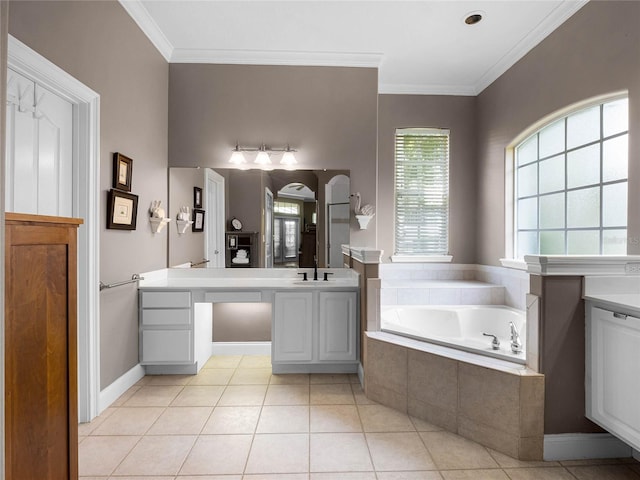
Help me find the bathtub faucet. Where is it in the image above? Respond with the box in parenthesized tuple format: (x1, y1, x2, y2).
(509, 322, 522, 354)
(482, 333, 500, 350)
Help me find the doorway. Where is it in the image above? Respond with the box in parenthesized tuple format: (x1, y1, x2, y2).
(204, 168, 225, 268)
(273, 217, 300, 267)
(6, 36, 100, 422)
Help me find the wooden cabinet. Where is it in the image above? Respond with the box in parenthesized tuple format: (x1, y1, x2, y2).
(272, 290, 358, 373)
(5, 213, 82, 480)
(586, 304, 640, 451)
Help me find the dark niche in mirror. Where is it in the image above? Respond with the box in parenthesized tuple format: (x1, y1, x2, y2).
(168, 168, 350, 269)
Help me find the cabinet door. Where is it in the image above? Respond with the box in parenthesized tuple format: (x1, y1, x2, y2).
(318, 292, 357, 362)
(273, 292, 313, 362)
(587, 306, 640, 450)
(141, 330, 193, 364)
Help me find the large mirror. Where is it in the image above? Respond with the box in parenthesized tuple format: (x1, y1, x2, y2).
(168, 167, 350, 269)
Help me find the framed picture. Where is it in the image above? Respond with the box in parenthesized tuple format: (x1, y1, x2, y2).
(113, 152, 133, 191)
(192, 208, 205, 232)
(107, 189, 138, 230)
(194, 187, 203, 208)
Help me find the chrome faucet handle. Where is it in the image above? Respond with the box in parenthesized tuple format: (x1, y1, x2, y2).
(482, 333, 500, 350)
(509, 322, 522, 353)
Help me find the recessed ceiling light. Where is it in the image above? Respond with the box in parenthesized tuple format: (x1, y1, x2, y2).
(464, 11, 484, 26)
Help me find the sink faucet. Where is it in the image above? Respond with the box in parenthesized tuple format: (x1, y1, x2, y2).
(509, 321, 522, 353)
(313, 256, 318, 281)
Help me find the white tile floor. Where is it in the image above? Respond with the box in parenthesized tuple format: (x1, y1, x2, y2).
(79, 355, 640, 479)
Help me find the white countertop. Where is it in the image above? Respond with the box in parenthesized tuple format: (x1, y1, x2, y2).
(583, 293, 640, 313)
(138, 268, 359, 290)
(583, 275, 640, 314)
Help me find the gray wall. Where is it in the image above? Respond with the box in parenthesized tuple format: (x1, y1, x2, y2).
(168, 64, 378, 249)
(168, 167, 205, 267)
(476, 0, 640, 265)
(377, 95, 477, 263)
(9, 1, 169, 388)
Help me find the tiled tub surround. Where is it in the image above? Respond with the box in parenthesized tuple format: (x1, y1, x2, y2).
(366, 263, 544, 459)
(365, 332, 545, 461)
(380, 263, 529, 310)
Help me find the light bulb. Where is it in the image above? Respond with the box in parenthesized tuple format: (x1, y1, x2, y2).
(280, 151, 297, 166)
(255, 150, 271, 165)
(229, 150, 246, 165)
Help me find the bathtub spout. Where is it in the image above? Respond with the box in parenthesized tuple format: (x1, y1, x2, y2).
(510, 322, 522, 354)
(482, 333, 500, 350)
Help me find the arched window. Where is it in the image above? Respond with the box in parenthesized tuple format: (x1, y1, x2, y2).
(513, 96, 628, 258)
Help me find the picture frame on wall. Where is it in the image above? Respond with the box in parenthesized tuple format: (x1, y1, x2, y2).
(192, 208, 205, 232)
(107, 189, 138, 230)
(194, 187, 203, 208)
(113, 152, 133, 191)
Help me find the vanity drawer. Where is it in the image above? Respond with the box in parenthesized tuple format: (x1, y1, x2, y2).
(205, 291, 262, 303)
(142, 309, 191, 326)
(141, 291, 191, 308)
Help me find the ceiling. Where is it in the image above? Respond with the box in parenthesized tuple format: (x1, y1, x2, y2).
(120, 0, 588, 96)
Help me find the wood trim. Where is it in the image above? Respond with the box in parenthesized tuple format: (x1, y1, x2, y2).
(5, 212, 83, 226)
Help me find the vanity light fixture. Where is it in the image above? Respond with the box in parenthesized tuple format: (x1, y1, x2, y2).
(229, 143, 247, 165)
(254, 143, 271, 166)
(229, 142, 298, 168)
(280, 145, 297, 167)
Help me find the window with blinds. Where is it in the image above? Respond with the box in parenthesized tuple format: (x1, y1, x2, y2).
(394, 128, 450, 257)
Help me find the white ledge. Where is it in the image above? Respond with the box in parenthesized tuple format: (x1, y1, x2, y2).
(391, 255, 452, 263)
(524, 255, 640, 276)
(348, 247, 384, 264)
(499, 258, 528, 271)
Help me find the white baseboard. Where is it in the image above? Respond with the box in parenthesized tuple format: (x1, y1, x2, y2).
(544, 433, 632, 461)
(97, 363, 145, 414)
(211, 341, 271, 356)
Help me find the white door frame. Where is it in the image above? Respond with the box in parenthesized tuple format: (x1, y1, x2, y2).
(8, 36, 101, 422)
(204, 168, 225, 268)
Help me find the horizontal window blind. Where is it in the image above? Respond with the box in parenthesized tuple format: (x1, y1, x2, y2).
(395, 128, 450, 256)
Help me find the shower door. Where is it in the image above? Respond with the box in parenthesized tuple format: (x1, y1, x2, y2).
(327, 202, 350, 267)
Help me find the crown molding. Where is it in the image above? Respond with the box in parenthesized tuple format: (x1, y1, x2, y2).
(118, 0, 174, 62)
(170, 48, 382, 68)
(378, 82, 477, 96)
(474, 0, 589, 94)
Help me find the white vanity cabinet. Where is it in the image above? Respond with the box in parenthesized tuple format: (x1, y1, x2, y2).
(272, 290, 358, 373)
(139, 290, 213, 374)
(318, 291, 358, 362)
(273, 292, 314, 362)
(586, 303, 640, 451)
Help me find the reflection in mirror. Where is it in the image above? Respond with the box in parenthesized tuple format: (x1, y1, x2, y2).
(168, 168, 350, 269)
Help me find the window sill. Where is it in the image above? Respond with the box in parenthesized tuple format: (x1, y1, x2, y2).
(499, 258, 528, 270)
(391, 255, 453, 263)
